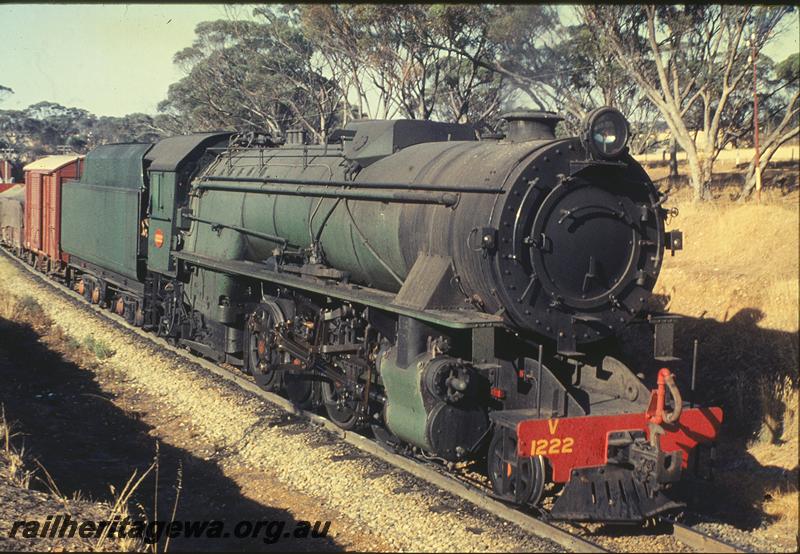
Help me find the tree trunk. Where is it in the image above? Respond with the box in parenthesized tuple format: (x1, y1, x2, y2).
(700, 153, 714, 199)
(685, 149, 707, 201)
(669, 137, 678, 178)
(741, 143, 776, 200)
(741, 159, 757, 199)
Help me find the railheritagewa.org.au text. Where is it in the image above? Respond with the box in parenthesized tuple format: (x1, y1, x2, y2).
(9, 514, 331, 544)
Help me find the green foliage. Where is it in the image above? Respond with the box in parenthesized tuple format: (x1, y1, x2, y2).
(158, 10, 344, 141)
(82, 335, 115, 360)
(775, 53, 799, 90)
(294, 5, 518, 130)
(0, 101, 173, 162)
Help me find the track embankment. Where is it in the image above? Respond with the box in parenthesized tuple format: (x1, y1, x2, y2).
(0, 254, 564, 552)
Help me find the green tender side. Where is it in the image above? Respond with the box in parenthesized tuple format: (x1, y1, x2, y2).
(61, 143, 152, 281)
(379, 350, 432, 450)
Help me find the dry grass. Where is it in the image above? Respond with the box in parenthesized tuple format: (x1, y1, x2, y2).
(0, 290, 152, 551)
(654, 197, 799, 443)
(0, 292, 48, 334)
(763, 480, 800, 540)
(94, 462, 156, 552)
(1, 406, 33, 489)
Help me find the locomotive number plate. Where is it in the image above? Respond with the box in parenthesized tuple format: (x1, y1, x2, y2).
(531, 419, 574, 456)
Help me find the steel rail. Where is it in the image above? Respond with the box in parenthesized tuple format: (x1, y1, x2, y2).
(0, 246, 604, 553)
(666, 518, 746, 553)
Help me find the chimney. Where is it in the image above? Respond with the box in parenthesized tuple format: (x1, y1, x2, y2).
(501, 111, 564, 142)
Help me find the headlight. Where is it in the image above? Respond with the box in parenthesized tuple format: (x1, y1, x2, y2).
(581, 107, 630, 159)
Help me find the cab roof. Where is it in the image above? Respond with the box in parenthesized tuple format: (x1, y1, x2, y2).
(145, 132, 233, 172)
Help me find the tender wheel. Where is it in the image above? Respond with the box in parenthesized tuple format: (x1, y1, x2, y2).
(246, 302, 286, 392)
(133, 304, 145, 327)
(121, 299, 137, 324)
(488, 428, 546, 507)
(322, 378, 360, 430)
(81, 279, 93, 302)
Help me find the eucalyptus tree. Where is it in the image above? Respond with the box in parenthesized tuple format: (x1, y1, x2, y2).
(738, 51, 799, 198)
(580, 5, 792, 199)
(159, 12, 346, 142)
(297, 4, 506, 130)
(412, 6, 660, 145)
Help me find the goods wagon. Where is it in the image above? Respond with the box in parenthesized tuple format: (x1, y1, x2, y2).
(23, 155, 83, 272)
(0, 184, 25, 252)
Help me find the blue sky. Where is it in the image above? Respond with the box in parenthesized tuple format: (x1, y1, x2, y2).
(0, 4, 798, 117)
(0, 4, 231, 115)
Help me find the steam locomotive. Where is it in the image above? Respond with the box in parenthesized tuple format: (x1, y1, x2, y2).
(0, 108, 722, 523)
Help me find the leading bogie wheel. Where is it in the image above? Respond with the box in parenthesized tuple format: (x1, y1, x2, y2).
(488, 428, 547, 507)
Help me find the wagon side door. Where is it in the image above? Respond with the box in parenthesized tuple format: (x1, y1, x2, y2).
(45, 172, 58, 262)
(26, 172, 43, 252)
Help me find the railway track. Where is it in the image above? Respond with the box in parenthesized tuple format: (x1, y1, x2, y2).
(667, 519, 744, 553)
(0, 247, 748, 553)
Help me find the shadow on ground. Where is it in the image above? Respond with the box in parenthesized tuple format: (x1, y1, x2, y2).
(612, 299, 798, 531)
(0, 314, 342, 552)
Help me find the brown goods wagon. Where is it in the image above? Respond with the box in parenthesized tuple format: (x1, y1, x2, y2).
(23, 155, 83, 269)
